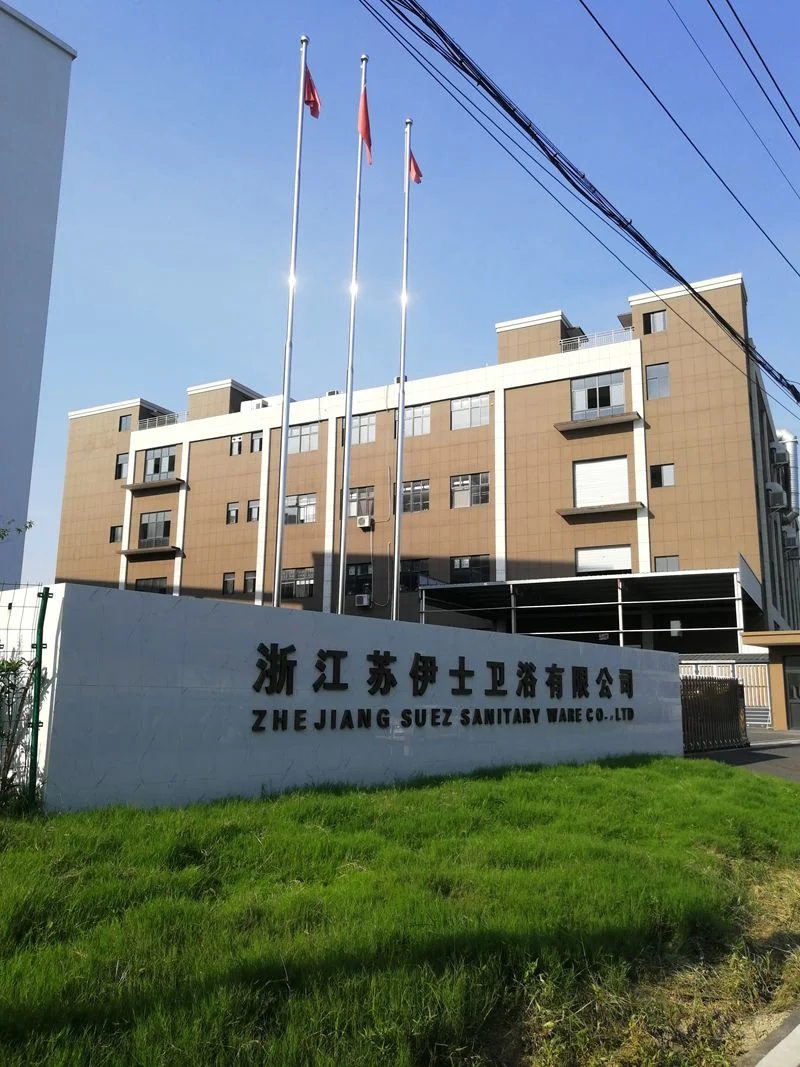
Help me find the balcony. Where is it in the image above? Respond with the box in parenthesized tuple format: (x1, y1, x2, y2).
(557, 501, 645, 522)
(138, 411, 187, 431)
(554, 411, 641, 435)
(559, 327, 634, 352)
(120, 537, 180, 560)
(124, 475, 185, 494)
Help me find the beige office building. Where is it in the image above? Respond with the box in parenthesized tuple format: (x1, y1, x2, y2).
(56, 273, 800, 652)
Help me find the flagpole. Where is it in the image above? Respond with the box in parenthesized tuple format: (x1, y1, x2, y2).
(337, 54, 369, 615)
(391, 119, 413, 621)
(273, 35, 309, 608)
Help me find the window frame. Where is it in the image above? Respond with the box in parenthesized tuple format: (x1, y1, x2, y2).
(450, 393, 490, 430)
(109, 525, 123, 544)
(284, 492, 317, 525)
(287, 422, 320, 454)
(226, 501, 239, 525)
(654, 555, 680, 572)
(222, 572, 235, 596)
(400, 404, 431, 438)
(138, 510, 171, 549)
(115, 453, 129, 481)
(449, 554, 490, 584)
(646, 363, 670, 400)
(118, 414, 132, 432)
(348, 485, 375, 518)
(450, 472, 490, 509)
(281, 566, 315, 599)
(570, 371, 625, 421)
(400, 557, 430, 592)
(401, 478, 430, 513)
(250, 431, 263, 453)
(350, 412, 377, 445)
(247, 499, 259, 523)
(134, 576, 168, 594)
(144, 445, 177, 484)
(345, 561, 373, 596)
(243, 570, 256, 596)
(650, 463, 676, 489)
(230, 435, 243, 456)
(643, 309, 667, 335)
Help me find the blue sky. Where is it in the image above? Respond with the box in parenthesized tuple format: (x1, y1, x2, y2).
(19, 0, 800, 580)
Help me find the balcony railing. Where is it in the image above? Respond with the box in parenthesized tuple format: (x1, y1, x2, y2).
(560, 327, 634, 352)
(138, 411, 187, 431)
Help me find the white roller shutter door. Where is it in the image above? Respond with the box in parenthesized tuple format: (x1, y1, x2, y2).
(574, 456, 628, 508)
(575, 545, 632, 574)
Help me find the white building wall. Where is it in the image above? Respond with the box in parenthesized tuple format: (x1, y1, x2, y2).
(0, 4, 74, 584)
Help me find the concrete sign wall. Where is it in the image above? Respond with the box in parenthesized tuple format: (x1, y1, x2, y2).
(20, 584, 681, 810)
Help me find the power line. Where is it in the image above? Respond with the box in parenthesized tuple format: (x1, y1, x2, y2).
(575, 0, 800, 282)
(664, 0, 800, 203)
(355, 0, 800, 414)
(703, 0, 800, 156)
(721, 0, 800, 133)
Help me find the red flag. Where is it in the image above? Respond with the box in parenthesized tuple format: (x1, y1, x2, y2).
(409, 151, 422, 185)
(358, 86, 373, 165)
(304, 67, 321, 118)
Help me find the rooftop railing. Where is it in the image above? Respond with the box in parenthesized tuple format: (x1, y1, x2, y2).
(138, 411, 187, 431)
(560, 326, 634, 352)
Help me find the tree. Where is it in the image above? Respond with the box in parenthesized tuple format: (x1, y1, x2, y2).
(0, 518, 33, 542)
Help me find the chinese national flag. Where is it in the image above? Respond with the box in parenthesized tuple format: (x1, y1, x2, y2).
(358, 86, 373, 164)
(304, 68, 321, 118)
(409, 151, 422, 184)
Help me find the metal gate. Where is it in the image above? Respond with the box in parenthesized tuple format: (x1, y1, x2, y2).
(679, 660, 771, 728)
(681, 677, 749, 753)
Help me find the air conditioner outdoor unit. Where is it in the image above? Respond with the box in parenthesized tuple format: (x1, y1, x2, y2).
(356, 514, 373, 530)
(766, 482, 787, 509)
(773, 444, 790, 466)
(355, 594, 372, 608)
(786, 548, 800, 561)
(784, 530, 799, 550)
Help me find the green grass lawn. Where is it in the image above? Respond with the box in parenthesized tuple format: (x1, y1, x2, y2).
(2, 756, 800, 1065)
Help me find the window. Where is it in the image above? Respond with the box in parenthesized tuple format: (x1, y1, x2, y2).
(222, 572, 235, 595)
(351, 413, 376, 445)
(251, 431, 262, 453)
(281, 566, 314, 599)
(402, 404, 431, 438)
(570, 371, 625, 421)
(450, 472, 489, 509)
(573, 456, 629, 509)
(402, 479, 429, 513)
(243, 570, 256, 596)
(345, 562, 373, 596)
(115, 453, 128, 480)
(655, 555, 680, 572)
(650, 463, 675, 488)
(400, 558, 430, 591)
(646, 363, 670, 400)
(288, 422, 319, 454)
(643, 309, 667, 335)
(247, 499, 259, 522)
(450, 555, 490, 583)
(134, 577, 168, 594)
(144, 445, 176, 483)
(230, 435, 242, 456)
(226, 502, 239, 525)
(118, 414, 131, 432)
(109, 525, 123, 544)
(575, 545, 632, 575)
(348, 485, 374, 517)
(285, 492, 316, 524)
(138, 510, 171, 549)
(451, 394, 490, 430)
